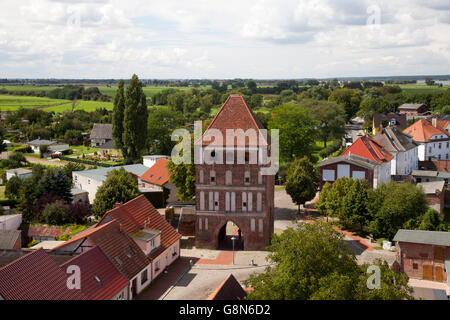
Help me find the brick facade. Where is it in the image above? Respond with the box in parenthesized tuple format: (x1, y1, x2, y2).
(319, 161, 374, 189)
(396, 241, 450, 282)
(194, 95, 275, 251)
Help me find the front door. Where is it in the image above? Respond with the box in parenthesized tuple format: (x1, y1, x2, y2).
(131, 278, 137, 298)
(423, 265, 433, 280)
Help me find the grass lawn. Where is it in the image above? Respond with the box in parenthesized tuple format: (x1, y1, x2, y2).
(0, 95, 70, 111)
(0, 186, 7, 200)
(69, 145, 98, 156)
(275, 185, 286, 191)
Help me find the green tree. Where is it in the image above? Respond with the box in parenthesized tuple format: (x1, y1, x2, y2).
(42, 200, 68, 225)
(5, 175, 22, 201)
(315, 182, 332, 222)
(268, 103, 318, 163)
(167, 160, 196, 201)
(244, 222, 413, 300)
(340, 179, 370, 230)
(285, 157, 319, 213)
(147, 109, 184, 155)
(63, 162, 86, 184)
(112, 79, 126, 158)
(418, 209, 445, 231)
(358, 97, 393, 127)
(123, 74, 148, 163)
(303, 99, 346, 148)
(368, 182, 428, 240)
(328, 88, 362, 121)
(92, 167, 140, 218)
(36, 168, 72, 203)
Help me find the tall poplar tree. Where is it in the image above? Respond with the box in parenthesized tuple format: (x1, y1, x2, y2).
(112, 79, 126, 159)
(123, 74, 148, 163)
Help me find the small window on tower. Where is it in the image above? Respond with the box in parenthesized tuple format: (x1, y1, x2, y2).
(211, 151, 216, 158)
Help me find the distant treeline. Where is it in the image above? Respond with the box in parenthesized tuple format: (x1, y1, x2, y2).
(0, 85, 111, 102)
(385, 80, 417, 84)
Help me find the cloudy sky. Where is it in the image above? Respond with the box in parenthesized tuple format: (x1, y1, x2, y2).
(0, 0, 449, 79)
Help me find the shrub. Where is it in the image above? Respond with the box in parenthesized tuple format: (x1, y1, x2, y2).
(42, 200, 68, 225)
(13, 145, 32, 153)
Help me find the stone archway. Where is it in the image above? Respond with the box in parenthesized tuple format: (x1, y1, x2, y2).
(216, 220, 244, 250)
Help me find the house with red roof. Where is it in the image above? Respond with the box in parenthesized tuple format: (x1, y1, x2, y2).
(318, 135, 393, 188)
(140, 158, 178, 204)
(96, 195, 182, 280)
(60, 246, 129, 300)
(0, 249, 87, 300)
(51, 220, 152, 299)
(403, 118, 450, 161)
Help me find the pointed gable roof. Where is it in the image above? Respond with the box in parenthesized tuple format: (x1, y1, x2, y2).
(97, 195, 182, 259)
(60, 246, 128, 300)
(90, 123, 112, 140)
(403, 118, 449, 142)
(341, 135, 393, 164)
(52, 220, 150, 280)
(140, 158, 172, 186)
(207, 274, 247, 300)
(0, 249, 87, 300)
(196, 94, 267, 147)
(373, 126, 417, 153)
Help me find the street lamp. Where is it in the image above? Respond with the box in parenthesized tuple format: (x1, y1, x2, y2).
(231, 236, 236, 265)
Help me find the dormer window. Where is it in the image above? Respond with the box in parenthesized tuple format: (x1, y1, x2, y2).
(115, 257, 123, 266)
(93, 275, 102, 285)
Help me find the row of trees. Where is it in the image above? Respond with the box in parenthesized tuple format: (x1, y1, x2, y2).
(316, 178, 449, 240)
(112, 75, 148, 164)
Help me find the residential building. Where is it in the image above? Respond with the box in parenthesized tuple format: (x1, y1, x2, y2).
(140, 158, 178, 204)
(90, 123, 113, 147)
(417, 180, 446, 213)
(398, 103, 428, 117)
(26, 224, 74, 243)
(27, 139, 56, 153)
(6, 168, 32, 181)
(97, 139, 122, 158)
(411, 170, 450, 184)
(143, 155, 169, 168)
(372, 113, 407, 135)
(96, 195, 182, 281)
(403, 118, 450, 161)
(194, 94, 275, 251)
(206, 274, 247, 300)
(0, 249, 87, 300)
(393, 229, 450, 283)
(51, 220, 152, 299)
(71, 188, 89, 204)
(72, 164, 149, 203)
(0, 214, 22, 230)
(60, 246, 129, 300)
(0, 230, 21, 250)
(373, 125, 418, 176)
(333, 134, 393, 187)
(318, 153, 379, 189)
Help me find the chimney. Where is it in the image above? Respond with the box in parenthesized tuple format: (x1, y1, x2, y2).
(114, 202, 122, 208)
(432, 118, 437, 128)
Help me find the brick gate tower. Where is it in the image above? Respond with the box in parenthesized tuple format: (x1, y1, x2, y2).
(194, 95, 275, 250)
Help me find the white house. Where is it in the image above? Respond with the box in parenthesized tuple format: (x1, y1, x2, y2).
(72, 164, 149, 203)
(373, 125, 419, 176)
(6, 168, 32, 181)
(404, 118, 450, 161)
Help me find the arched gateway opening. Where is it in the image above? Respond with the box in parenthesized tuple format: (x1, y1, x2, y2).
(218, 221, 244, 250)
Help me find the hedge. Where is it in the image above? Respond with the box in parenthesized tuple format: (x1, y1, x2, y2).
(59, 156, 114, 167)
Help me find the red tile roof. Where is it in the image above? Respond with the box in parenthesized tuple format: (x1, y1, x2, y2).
(27, 225, 73, 238)
(97, 195, 182, 258)
(0, 249, 87, 300)
(61, 246, 128, 300)
(206, 274, 247, 300)
(403, 118, 450, 142)
(196, 94, 267, 147)
(140, 158, 171, 186)
(341, 135, 393, 164)
(53, 220, 150, 280)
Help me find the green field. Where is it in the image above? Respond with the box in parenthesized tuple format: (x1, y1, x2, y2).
(0, 85, 62, 93)
(0, 95, 72, 111)
(398, 84, 448, 94)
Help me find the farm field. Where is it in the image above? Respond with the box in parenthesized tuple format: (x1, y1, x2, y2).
(398, 84, 449, 94)
(0, 95, 71, 111)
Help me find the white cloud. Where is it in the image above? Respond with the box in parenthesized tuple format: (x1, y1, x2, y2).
(0, 0, 448, 78)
